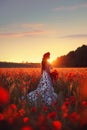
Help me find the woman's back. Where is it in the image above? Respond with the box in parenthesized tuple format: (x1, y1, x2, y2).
(41, 60, 51, 74)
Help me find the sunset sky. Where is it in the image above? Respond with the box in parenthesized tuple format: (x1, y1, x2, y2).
(0, 0, 87, 63)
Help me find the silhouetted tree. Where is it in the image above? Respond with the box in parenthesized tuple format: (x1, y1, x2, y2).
(52, 44, 87, 67)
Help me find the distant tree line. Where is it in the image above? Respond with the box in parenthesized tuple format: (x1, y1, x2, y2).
(52, 45, 87, 67)
(0, 62, 41, 68)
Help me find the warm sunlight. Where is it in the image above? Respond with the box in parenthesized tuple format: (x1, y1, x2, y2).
(48, 57, 55, 63)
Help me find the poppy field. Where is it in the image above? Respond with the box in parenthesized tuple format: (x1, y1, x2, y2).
(0, 68, 87, 130)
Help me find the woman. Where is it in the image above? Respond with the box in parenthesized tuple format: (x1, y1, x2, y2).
(27, 52, 58, 105)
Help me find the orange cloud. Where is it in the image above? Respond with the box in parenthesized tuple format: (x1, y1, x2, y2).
(0, 30, 46, 38)
(0, 23, 56, 38)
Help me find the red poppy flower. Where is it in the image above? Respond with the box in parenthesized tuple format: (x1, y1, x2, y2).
(69, 112, 80, 124)
(38, 114, 46, 125)
(43, 106, 48, 111)
(53, 120, 62, 130)
(63, 113, 69, 118)
(61, 104, 68, 113)
(31, 107, 36, 112)
(19, 108, 25, 116)
(0, 113, 4, 121)
(0, 87, 9, 105)
(14, 112, 19, 119)
(21, 126, 33, 130)
(64, 101, 70, 106)
(10, 104, 17, 110)
(8, 117, 14, 124)
(23, 117, 29, 123)
(66, 72, 76, 82)
(81, 101, 87, 107)
(52, 101, 57, 106)
(50, 70, 58, 81)
(47, 111, 57, 119)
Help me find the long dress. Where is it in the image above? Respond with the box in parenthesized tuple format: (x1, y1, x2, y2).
(27, 62, 58, 106)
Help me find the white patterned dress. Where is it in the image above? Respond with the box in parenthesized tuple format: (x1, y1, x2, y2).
(27, 65, 58, 105)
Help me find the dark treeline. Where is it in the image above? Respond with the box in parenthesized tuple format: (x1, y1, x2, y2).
(0, 44, 87, 68)
(0, 62, 41, 68)
(52, 44, 87, 67)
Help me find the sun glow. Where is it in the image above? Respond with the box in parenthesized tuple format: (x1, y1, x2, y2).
(48, 57, 55, 63)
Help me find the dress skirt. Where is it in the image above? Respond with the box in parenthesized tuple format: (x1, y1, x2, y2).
(27, 71, 58, 105)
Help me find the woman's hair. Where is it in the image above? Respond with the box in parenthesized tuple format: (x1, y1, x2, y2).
(42, 52, 50, 60)
(41, 52, 50, 73)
